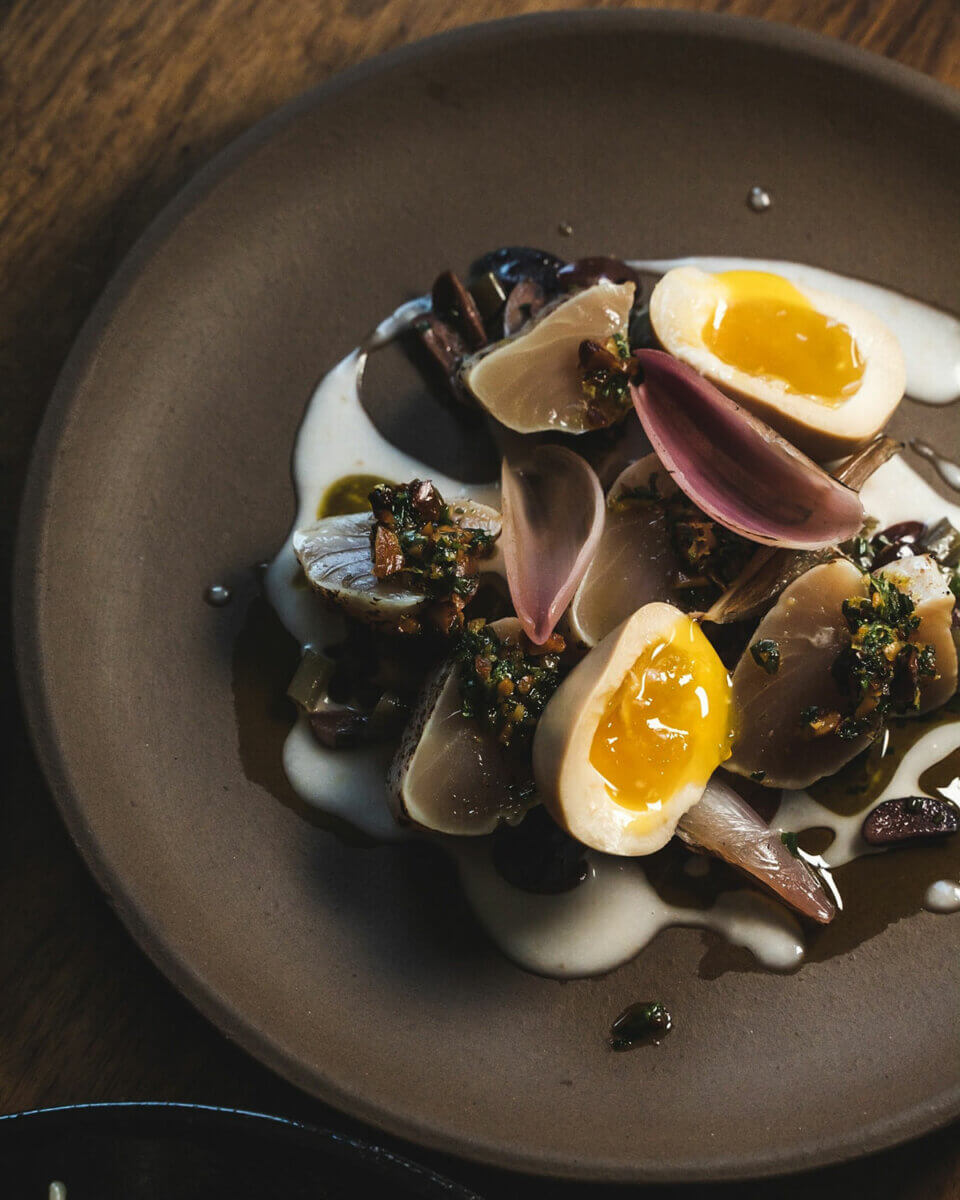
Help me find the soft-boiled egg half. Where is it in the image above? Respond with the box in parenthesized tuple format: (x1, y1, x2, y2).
(650, 267, 905, 460)
(533, 604, 733, 856)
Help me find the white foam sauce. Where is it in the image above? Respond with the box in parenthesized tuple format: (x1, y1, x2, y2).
(267, 260, 960, 979)
(633, 256, 960, 406)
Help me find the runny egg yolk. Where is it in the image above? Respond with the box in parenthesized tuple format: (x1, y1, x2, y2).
(702, 270, 865, 404)
(589, 618, 732, 816)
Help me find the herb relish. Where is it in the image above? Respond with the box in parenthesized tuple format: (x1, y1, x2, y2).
(369, 479, 495, 634)
(455, 619, 565, 748)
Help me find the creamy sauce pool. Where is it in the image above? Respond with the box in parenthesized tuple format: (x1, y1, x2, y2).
(266, 263, 960, 979)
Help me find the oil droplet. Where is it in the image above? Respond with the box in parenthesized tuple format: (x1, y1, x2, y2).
(204, 584, 232, 607)
(318, 473, 394, 518)
(747, 186, 772, 213)
(911, 440, 960, 493)
(924, 879, 960, 913)
(557, 221, 574, 237)
(609, 1001, 672, 1051)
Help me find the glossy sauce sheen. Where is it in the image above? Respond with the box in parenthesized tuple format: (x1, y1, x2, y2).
(703, 270, 864, 403)
(590, 620, 731, 820)
(268, 261, 960, 979)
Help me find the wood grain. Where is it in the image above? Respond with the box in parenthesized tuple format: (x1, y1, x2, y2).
(1, 2, 958, 1196)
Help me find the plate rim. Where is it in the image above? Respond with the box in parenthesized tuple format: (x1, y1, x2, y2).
(13, 8, 960, 1184)
(0, 1101, 482, 1199)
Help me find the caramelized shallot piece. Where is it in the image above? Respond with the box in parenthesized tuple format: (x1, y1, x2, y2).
(727, 554, 956, 788)
(630, 350, 864, 549)
(677, 776, 836, 924)
(567, 454, 688, 648)
(501, 446, 605, 645)
(462, 280, 635, 433)
(388, 618, 534, 835)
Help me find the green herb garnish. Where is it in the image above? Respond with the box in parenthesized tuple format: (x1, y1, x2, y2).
(368, 479, 494, 634)
(455, 619, 565, 748)
(780, 831, 800, 857)
(750, 639, 781, 675)
(577, 335, 641, 425)
(815, 574, 938, 739)
(614, 471, 753, 601)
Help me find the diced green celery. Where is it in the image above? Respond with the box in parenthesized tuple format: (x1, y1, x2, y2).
(287, 649, 336, 713)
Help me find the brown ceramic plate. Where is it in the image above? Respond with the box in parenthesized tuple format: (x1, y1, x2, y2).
(15, 10, 960, 1184)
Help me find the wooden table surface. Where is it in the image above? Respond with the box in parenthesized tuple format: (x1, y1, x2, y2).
(2, 1, 958, 1196)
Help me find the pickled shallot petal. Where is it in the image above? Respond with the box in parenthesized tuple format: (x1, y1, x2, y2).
(501, 446, 604, 644)
(630, 350, 863, 549)
(678, 776, 836, 924)
(705, 435, 902, 624)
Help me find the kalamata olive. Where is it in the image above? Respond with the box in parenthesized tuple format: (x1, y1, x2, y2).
(468, 246, 567, 294)
(469, 271, 507, 321)
(405, 312, 473, 406)
(410, 312, 465, 375)
(556, 256, 640, 291)
(876, 520, 925, 545)
(503, 279, 546, 336)
(431, 269, 487, 351)
(871, 541, 916, 569)
(628, 303, 659, 351)
(861, 795, 959, 845)
(309, 709, 369, 749)
(492, 805, 588, 894)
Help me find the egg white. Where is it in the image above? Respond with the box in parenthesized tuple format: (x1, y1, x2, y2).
(650, 266, 906, 460)
(533, 604, 721, 856)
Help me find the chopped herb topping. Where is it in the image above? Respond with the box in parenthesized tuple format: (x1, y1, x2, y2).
(800, 705, 843, 738)
(577, 334, 641, 427)
(615, 472, 753, 599)
(750, 639, 781, 675)
(368, 479, 495, 635)
(780, 831, 800, 857)
(808, 574, 938, 739)
(455, 619, 565, 747)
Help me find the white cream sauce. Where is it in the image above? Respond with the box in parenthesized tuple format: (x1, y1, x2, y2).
(456, 843, 803, 975)
(779, 722, 960, 868)
(771, 465, 960, 880)
(912, 440, 960, 494)
(267, 261, 960, 980)
(633, 256, 960, 406)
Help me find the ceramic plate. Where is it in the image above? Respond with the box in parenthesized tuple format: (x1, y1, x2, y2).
(0, 1102, 479, 1198)
(15, 11, 960, 1183)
